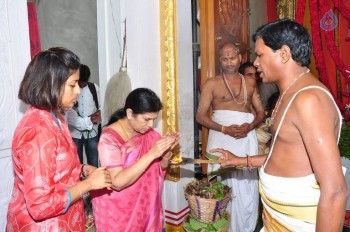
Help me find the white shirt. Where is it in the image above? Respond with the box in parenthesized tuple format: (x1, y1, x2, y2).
(66, 83, 100, 139)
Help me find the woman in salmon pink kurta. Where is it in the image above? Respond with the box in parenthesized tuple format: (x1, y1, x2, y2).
(7, 47, 112, 232)
(91, 88, 180, 232)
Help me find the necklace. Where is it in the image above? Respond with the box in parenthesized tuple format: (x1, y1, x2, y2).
(118, 119, 132, 140)
(223, 73, 242, 98)
(268, 68, 310, 127)
(222, 72, 248, 108)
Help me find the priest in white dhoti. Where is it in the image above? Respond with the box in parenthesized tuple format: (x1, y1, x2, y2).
(206, 110, 260, 232)
(210, 19, 348, 232)
(196, 42, 265, 232)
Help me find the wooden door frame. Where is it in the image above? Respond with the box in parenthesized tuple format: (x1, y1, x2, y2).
(199, 0, 249, 175)
(199, 0, 215, 175)
(198, 0, 295, 176)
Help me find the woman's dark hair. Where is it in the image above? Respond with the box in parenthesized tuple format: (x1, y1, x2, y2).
(252, 19, 311, 67)
(18, 47, 80, 113)
(107, 88, 163, 125)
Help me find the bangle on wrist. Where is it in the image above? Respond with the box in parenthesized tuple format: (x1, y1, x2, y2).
(246, 155, 253, 170)
(81, 164, 86, 178)
(221, 125, 226, 134)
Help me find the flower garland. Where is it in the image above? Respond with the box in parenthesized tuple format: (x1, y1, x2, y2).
(309, 0, 329, 85)
(295, 0, 306, 24)
(319, 0, 348, 109)
(319, 0, 350, 83)
(297, 0, 347, 111)
(333, 0, 350, 42)
(333, 0, 350, 41)
(333, 0, 350, 20)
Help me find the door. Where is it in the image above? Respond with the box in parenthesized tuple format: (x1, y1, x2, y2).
(199, 0, 249, 175)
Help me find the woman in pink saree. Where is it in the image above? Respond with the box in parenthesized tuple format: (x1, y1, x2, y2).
(92, 88, 180, 232)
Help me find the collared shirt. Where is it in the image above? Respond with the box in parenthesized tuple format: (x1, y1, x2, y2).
(67, 83, 100, 139)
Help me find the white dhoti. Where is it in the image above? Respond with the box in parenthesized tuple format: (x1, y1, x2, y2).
(206, 110, 259, 232)
(258, 86, 344, 231)
(259, 168, 318, 232)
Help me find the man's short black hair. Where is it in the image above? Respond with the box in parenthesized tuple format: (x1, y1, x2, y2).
(239, 61, 254, 75)
(79, 64, 91, 82)
(253, 19, 311, 67)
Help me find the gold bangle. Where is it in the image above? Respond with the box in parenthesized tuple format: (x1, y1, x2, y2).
(77, 185, 83, 198)
(221, 125, 226, 134)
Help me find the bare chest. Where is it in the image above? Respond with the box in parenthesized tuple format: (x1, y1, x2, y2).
(212, 77, 254, 108)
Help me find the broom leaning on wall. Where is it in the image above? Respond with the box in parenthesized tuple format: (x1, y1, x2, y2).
(103, 22, 132, 123)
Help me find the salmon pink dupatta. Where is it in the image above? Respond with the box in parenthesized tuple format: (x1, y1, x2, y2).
(92, 128, 166, 232)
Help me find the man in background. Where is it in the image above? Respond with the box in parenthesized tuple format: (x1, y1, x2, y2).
(239, 61, 278, 112)
(196, 42, 265, 231)
(213, 19, 348, 231)
(67, 64, 101, 167)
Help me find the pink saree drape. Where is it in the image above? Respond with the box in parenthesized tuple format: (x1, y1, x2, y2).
(92, 128, 166, 232)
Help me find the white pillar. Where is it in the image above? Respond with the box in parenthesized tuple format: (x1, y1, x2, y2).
(0, 0, 31, 230)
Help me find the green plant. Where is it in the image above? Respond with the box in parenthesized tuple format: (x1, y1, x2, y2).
(339, 126, 350, 159)
(183, 213, 228, 232)
(185, 181, 230, 199)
